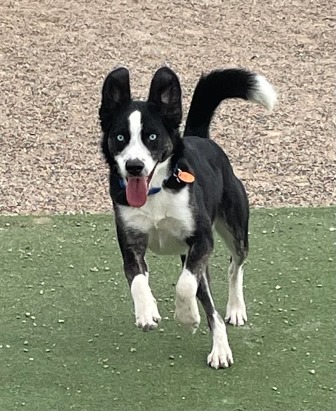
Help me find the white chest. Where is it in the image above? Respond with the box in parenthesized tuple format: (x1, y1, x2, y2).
(118, 187, 195, 255)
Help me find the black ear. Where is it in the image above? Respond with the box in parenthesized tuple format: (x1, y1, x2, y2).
(148, 67, 182, 129)
(99, 67, 131, 131)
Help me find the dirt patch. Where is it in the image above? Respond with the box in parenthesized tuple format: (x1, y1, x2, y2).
(33, 217, 52, 225)
(0, 0, 335, 214)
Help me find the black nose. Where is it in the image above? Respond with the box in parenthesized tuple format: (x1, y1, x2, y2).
(125, 159, 145, 176)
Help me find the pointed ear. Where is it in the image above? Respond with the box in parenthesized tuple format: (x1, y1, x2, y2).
(99, 67, 131, 131)
(148, 67, 182, 129)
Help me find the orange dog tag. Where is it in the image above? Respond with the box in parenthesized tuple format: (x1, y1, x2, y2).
(177, 170, 195, 183)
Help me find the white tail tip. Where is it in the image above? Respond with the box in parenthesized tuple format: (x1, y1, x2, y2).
(249, 74, 277, 111)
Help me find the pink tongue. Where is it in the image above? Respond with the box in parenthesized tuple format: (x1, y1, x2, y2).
(126, 177, 148, 207)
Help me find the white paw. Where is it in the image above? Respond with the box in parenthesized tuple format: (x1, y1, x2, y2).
(175, 296, 200, 333)
(131, 274, 161, 332)
(225, 298, 247, 326)
(135, 299, 161, 331)
(175, 269, 200, 332)
(207, 341, 233, 369)
(207, 314, 233, 369)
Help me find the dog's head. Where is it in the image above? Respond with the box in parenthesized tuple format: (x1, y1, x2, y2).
(100, 67, 183, 207)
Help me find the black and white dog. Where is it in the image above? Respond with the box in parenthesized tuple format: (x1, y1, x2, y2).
(99, 66, 276, 369)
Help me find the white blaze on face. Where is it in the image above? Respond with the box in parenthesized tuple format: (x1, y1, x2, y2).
(114, 110, 156, 178)
(129, 110, 142, 144)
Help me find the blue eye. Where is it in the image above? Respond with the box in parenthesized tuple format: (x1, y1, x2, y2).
(116, 134, 125, 142)
(149, 134, 157, 141)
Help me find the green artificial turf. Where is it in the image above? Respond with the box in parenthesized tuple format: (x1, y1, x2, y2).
(0, 208, 335, 411)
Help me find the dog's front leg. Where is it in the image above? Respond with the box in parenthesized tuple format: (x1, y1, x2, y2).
(130, 272, 161, 331)
(117, 225, 161, 331)
(174, 233, 212, 332)
(175, 232, 233, 368)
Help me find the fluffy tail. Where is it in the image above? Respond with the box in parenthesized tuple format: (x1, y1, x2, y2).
(183, 68, 277, 138)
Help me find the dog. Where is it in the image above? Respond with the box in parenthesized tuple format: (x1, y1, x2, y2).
(99, 66, 276, 369)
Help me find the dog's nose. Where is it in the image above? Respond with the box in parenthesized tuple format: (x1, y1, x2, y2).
(125, 159, 145, 176)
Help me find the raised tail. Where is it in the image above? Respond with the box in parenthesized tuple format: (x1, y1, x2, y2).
(183, 68, 277, 138)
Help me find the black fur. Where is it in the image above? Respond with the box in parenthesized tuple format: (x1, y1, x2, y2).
(184, 68, 256, 138)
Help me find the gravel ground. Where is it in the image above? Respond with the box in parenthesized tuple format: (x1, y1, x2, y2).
(0, 0, 335, 215)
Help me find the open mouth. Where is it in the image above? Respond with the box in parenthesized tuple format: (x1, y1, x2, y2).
(125, 163, 158, 207)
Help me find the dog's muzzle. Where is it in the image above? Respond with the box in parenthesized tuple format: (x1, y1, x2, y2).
(123, 160, 159, 208)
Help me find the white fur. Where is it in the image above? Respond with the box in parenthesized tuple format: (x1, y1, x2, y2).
(215, 219, 247, 325)
(207, 311, 233, 369)
(175, 268, 200, 332)
(115, 110, 156, 178)
(248, 74, 277, 111)
(131, 273, 161, 330)
(225, 260, 247, 326)
(118, 162, 195, 255)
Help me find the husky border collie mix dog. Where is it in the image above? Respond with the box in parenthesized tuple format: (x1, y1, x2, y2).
(99, 66, 276, 369)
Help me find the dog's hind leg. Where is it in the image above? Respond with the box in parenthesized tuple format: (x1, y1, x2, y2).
(225, 255, 247, 326)
(116, 223, 161, 331)
(216, 181, 249, 326)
